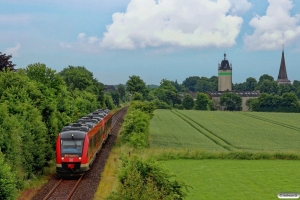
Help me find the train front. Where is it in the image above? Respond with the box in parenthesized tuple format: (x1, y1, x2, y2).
(56, 130, 88, 177)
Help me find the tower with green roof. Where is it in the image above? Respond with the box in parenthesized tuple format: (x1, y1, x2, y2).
(218, 53, 232, 91)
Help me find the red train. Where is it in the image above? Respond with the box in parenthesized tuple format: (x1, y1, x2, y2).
(56, 108, 112, 176)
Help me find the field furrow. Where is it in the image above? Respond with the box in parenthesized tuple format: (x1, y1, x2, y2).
(172, 110, 237, 151)
(149, 110, 227, 151)
(150, 110, 300, 152)
(240, 112, 300, 132)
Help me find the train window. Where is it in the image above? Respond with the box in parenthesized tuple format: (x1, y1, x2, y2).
(61, 140, 83, 157)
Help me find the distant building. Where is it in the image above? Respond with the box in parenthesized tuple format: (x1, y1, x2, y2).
(207, 53, 260, 111)
(218, 53, 232, 91)
(276, 49, 291, 85)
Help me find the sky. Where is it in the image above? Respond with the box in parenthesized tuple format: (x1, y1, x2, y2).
(1, 0, 300, 85)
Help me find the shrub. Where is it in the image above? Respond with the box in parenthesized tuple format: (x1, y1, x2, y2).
(151, 99, 172, 109)
(0, 153, 17, 200)
(106, 157, 187, 200)
(182, 94, 194, 110)
(132, 92, 143, 101)
(195, 92, 209, 110)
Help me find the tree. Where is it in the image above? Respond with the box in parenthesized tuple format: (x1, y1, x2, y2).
(182, 94, 194, 110)
(182, 76, 200, 92)
(60, 66, 104, 106)
(194, 92, 210, 110)
(278, 84, 295, 96)
(257, 74, 274, 86)
(220, 92, 242, 111)
(154, 79, 181, 106)
(259, 80, 278, 94)
(245, 77, 257, 91)
(111, 92, 120, 106)
(195, 79, 211, 92)
(126, 75, 149, 99)
(0, 52, 16, 72)
(172, 79, 184, 92)
(117, 84, 126, 101)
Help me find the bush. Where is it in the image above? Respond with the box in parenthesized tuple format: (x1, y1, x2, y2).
(195, 92, 209, 110)
(121, 109, 150, 148)
(182, 94, 194, 110)
(0, 153, 17, 200)
(151, 99, 172, 109)
(106, 157, 187, 200)
(207, 100, 215, 111)
(132, 92, 143, 101)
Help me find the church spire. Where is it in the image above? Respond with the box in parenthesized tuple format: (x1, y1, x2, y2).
(276, 47, 291, 84)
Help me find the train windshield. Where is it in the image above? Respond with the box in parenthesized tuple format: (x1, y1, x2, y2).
(61, 139, 83, 157)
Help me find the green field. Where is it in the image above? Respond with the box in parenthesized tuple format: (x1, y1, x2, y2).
(149, 110, 300, 152)
(149, 110, 300, 200)
(162, 159, 300, 200)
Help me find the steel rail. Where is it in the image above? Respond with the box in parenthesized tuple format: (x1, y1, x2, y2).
(43, 179, 62, 200)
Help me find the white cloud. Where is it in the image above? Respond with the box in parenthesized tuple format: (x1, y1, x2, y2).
(244, 0, 300, 50)
(77, 33, 87, 41)
(100, 0, 251, 49)
(4, 43, 21, 57)
(228, 0, 252, 15)
(60, 33, 102, 53)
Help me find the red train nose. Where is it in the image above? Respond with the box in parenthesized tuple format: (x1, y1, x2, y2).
(68, 164, 74, 169)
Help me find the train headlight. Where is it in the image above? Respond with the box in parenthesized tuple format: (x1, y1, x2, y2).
(62, 157, 64, 160)
(79, 157, 81, 160)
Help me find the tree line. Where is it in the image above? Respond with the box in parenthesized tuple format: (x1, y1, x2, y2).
(0, 53, 116, 199)
(1, 52, 300, 199)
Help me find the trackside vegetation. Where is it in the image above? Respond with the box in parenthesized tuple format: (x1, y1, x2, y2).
(0, 60, 114, 199)
(107, 101, 189, 199)
(106, 156, 188, 200)
(120, 100, 155, 149)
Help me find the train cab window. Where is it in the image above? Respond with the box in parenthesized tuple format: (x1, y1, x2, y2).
(61, 139, 83, 157)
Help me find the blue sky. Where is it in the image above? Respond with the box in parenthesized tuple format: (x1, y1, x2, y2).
(1, 0, 300, 85)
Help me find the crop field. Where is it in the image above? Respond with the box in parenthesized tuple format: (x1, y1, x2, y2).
(161, 159, 300, 200)
(149, 110, 300, 152)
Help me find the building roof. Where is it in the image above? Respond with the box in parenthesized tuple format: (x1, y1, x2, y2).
(206, 91, 260, 97)
(218, 53, 232, 70)
(276, 50, 291, 84)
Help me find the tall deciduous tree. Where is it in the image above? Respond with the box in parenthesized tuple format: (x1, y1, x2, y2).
(182, 76, 200, 92)
(257, 74, 274, 86)
(117, 84, 126, 101)
(0, 52, 16, 72)
(154, 79, 181, 106)
(259, 80, 278, 94)
(126, 75, 149, 99)
(220, 92, 242, 111)
(60, 66, 104, 106)
(245, 77, 257, 91)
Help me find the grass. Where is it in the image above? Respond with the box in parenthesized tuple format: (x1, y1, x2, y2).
(149, 110, 227, 151)
(150, 110, 300, 152)
(161, 159, 300, 200)
(94, 147, 120, 200)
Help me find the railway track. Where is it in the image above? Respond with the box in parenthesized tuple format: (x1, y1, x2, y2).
(43, 175, 83, 200)
(33, 106, 128, 200)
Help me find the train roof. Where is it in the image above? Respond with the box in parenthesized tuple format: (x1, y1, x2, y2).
(60, 108, 111, 138)
(60, 130, 86, 139)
